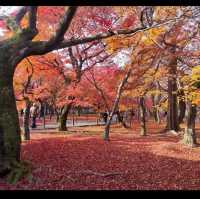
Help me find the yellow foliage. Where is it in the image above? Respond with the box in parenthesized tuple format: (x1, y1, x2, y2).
(104, 33, 142, 54)
(141, 26, 166, 46)
(192, 65, 200, 81)
(180, 65, 200, 105)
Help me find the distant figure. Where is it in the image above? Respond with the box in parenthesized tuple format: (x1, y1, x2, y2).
(39, 104, 44, 119)
(131, 110, 135, 117)
(30, 103, 38, 128)
(103, 112, 108, 123)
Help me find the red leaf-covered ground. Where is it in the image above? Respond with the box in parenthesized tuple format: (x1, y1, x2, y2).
(1, 122, 200, 190)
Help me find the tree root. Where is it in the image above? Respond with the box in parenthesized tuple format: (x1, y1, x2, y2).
(6, 160, 33, 184)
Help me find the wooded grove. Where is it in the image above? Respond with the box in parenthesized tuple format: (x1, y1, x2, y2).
(1, 6, 200, 190)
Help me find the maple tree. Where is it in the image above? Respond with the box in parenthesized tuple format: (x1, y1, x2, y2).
(1, 6, 200, 184)
(103, 6, 200, 142)
(14, 58, 35, 140)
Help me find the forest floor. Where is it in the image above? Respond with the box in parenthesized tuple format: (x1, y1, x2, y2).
(1, 121, 200, 190)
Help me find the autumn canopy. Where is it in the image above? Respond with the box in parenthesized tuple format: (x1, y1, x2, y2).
(1, 6, 200, 189)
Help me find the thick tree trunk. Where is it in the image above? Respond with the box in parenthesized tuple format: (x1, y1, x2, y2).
(139, 96, 147, 136)
(181, 103, 197, 147)
(178, 89, 186, 125)
(23, 99, 31, 140)
(167, 58, 179, 132)
(0, 70, 21, 176)
(58, 103, 72, 131)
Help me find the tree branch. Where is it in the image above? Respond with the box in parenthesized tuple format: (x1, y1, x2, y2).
(28, 6, 38, 32)
(15, 7, 30, 27)
(46, 7, 77, 48)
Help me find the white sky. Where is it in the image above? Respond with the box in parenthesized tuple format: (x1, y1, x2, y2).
(0, 6, 21, 36)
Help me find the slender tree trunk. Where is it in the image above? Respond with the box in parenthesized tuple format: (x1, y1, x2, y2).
(43, 102, 46, 129)
(76, 106, 81, 116)
(49, 106, 53, 120)
(167, 58, 179, 132)
(156, 108, 160, 124)
(137, 105, 140, 121)
(72, 106, 75, 126)
(181, 102, 197, 147)
(139, 96, 147, 136)
(56, 112, 60, 122)
(54, 107, 60, 122)
(23, 98, 31, 140)
(116, 110, 129, 128)
(58, 103, 72, 131)
(103, 68, 132, 141)
(0, 67, 21, 176)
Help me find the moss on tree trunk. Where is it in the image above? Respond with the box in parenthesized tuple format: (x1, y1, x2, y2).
(0, 69, 21, 176)
(181, 103, 197, 147)
(23, 99, 31, 140)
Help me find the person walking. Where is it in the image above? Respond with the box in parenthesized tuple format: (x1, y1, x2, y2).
(103, 112, 108, 124)
(30, 103, 38, 128)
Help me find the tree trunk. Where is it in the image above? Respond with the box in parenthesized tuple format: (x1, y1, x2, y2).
(116, 110, 129, 128)
(167, 58, 179, 132)
(137, 107, 140, 121)
(103, 68, 132, 141)
(49, 105, 53, 120)
(178, 89, 186, 125)
(23, 99, 31, 140)
(0, 69, 21, 176)
(181, 102, 197, 147)
(56, 112, 60, 122)
(139, 96, 147, 136)
(54, 107, 60, 122)
(58, 103, 72, 131)
(43, 102, 46, 129)
(156, 108, 160, 124)
(178, 100, 186, 124)
(151, 94, 160, 124)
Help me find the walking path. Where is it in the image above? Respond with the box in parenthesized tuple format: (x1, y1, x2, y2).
(29, 120, 113, 132)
